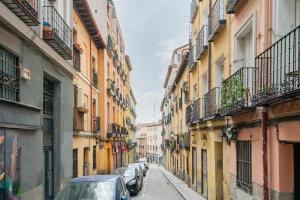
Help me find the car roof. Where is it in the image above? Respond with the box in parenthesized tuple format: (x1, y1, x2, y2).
(69, 175, 119, 183)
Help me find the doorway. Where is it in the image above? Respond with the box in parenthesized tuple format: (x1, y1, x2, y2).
(294, 144, 300, 199)
(201, 149, 208, 198)
(44, 148, 53, 200)
(192, 147, 197, 187)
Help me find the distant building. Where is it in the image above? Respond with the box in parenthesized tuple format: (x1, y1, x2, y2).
(137, 122, 163, 164)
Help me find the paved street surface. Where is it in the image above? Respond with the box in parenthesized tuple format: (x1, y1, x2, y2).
(131, 164, 183, 200)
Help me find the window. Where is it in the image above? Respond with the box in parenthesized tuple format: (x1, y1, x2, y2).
(0, 47, 19, 102)
(43, 78, 54, 115)
(237, 140, 252, 194)
(73, 149, 78, 178)
(93, 145, 96, 170)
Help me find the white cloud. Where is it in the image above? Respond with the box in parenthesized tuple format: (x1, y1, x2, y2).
(155, 34, 187, 80)
(136, 90, 163, 123)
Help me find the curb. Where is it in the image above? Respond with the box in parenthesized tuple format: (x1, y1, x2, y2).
(159, 167, 187, 200)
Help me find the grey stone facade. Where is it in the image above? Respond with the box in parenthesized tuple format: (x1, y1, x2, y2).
(0, 22, 73, 199)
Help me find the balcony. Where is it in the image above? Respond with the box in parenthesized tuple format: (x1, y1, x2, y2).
(204, 87, 221, 119)
(208, 0, 226, 42)
(107, 34, 113, 57)
(115, 88, 120, 102)
(220, 67, 255, 116)
(196, 25, 208, 60)
(190, 0, 199, 23)
(93, 117, 100, 133)
(179, 133, 190, 149)
(42, 6, 72, 60)
(73, 108, 84, 131)
(107, 79, 115, 96)
(186, 98, 204, 125)
(93, 70, 98, 88)
(188, 46, 197, 71)
(1, 0, 39, 26)
(113, 51, 119, 67)
(107, 123, 113, 138)
(226, 0, 242, 14)
(252, 26, 300, 106)
(121, 127, 128, 136)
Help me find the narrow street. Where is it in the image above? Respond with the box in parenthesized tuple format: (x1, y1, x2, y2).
(132, 164, 183, 200)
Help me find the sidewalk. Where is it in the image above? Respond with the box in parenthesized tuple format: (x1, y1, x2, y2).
(159, 166, 206, 200)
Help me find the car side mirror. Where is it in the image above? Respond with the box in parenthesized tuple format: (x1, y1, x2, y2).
(121, 196, 127, 200)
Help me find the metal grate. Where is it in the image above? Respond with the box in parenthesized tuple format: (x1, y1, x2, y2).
(237, 140, 252, 194)
(253, 26, 300, 105)
(93, 146, 96, 170)
(0, 47, 19, 102)
(43, 78, 54, 115)
(73, 149, 78, 178)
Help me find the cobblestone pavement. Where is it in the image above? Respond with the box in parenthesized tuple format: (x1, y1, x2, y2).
(131, 164, 183, 200)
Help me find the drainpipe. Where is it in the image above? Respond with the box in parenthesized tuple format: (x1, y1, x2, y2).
(208, 0, 212, 91)
(262, 107, 269, 200)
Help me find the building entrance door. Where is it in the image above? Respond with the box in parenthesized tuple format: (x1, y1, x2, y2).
(44, 147, 54, 200)
(192, 147, 197, 187)
(294, 144, 300, 200)
(201, 149, 208, 198)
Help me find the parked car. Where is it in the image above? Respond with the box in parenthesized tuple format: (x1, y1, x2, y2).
(55, 175, 131, 200)
(139, 161, 149, 170)
(126, 163, 144, 180)
(113, 167, 142, 195)
(129, 163, 146, 177)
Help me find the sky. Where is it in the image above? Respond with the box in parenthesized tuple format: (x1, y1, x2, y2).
(114, 0, 190, 123)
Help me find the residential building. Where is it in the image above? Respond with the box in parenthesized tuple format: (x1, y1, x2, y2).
(161, 44, 190, 184)
(0, 0, 75, 199)
(136, 125, 147, 159)
(223, 0, 300, 199)
(88, 0, 133, 173)
(186, 0, 230, 198)
(72, 0, 105, 178)
(163, 0, 300, 200)
(161, 44, 190, 172)
(124, 55, 137, 164)
(137, 122, 163, 163)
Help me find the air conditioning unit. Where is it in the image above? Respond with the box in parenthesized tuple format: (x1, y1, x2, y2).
(20, 67, 31, 80)
(76, 88, 88, 113)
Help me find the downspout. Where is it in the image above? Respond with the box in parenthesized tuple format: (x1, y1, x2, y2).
(262, 107, 269, 200)
(262, 1, 272, 199)
(208, 0, 212, 91)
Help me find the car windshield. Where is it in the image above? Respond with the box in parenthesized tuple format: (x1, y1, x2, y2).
(117, 168, 135, 177)
(56, 181, 115, 200)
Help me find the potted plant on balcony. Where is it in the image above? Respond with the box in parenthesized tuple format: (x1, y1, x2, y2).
(253, 83, 278, 104)
(280, 71, 300, 93)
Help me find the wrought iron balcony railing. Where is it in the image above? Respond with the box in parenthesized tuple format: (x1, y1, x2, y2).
(107, 123, 113, 138)
(107, 79, 116, 96)
(113, 51, 119, 67)
(226, 0, 242, 14)
(252, 26, 300, 106)
(188, 45, 197, 70)
(190, 0, 199, 23)
(93, 70, 98, 88)
(208, 0, 226, 42)
(0, 47, 19, 102)
(179, 133, 190, 149)
(186, 98, 204, 125)
(1, 0, 39, 26)
(196, 25, 208, 60)
(204, 87, 221, 119)
(42, 6, 72, 60)
(220, 67, 255, 116)
(93, 117, 100, 133)
(107, 34, 113, 57)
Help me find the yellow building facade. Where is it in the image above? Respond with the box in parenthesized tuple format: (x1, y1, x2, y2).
(72, 2, 105, 178)
(187, 0, 231, 199)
